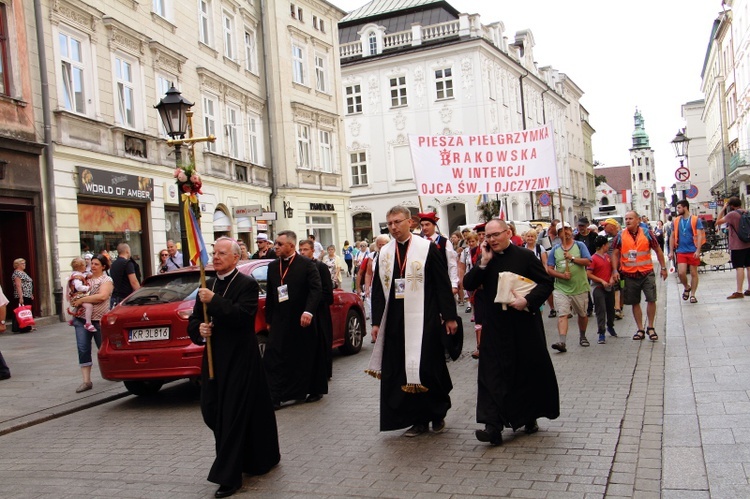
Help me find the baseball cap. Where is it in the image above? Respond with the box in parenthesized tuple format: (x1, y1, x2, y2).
(556, 221, 571, 231)
(577, 217, 589, 226)
(256, 233, 268, 241)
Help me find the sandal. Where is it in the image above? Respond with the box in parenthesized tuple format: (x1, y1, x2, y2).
(682, 288, 691, 300)
(579, 336, 590, 347)
(689, 296, 698, 303)
(633, 330, 645, 341)
(646, 327, 658, 341)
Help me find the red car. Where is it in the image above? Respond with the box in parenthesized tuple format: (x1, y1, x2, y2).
(98, 260, 366, 395)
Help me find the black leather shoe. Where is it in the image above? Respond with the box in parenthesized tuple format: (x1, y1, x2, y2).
(306, 394, 322, 403)
(475, 425, 502, 446)
(524, 420, 539, 434)
(0, 373, 10, 381)
(215, 484, 239, 498)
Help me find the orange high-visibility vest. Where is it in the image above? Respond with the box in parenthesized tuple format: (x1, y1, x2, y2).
(672, 215, 703, 251)
(620, 228, 653, 274)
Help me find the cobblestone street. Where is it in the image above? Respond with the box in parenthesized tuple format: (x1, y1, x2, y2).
(1, 270, 748, 497)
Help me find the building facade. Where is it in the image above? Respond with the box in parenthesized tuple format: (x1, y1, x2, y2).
(337, 0, 581, 240)
(0, 0, 47, 316)
(22, 0, 351, 316)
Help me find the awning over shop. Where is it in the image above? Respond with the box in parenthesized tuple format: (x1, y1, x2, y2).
(237, 216, 251, 233)
(213, 210, 232, 232)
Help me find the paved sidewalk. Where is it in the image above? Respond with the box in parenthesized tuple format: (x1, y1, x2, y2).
(0, 267, 748, 497)
(663, 267, 750, 499)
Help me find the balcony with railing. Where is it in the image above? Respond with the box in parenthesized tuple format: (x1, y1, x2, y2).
(339, 14, 502, 60)
(729, 149, 750, 173)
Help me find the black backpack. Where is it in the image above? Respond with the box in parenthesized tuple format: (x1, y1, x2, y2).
(735, 210, 750, 243)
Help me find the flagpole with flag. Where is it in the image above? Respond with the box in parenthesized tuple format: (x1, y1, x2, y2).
(171, 110, 216, 379)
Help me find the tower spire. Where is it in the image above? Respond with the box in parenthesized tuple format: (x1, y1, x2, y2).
(632, 108, 650, 149)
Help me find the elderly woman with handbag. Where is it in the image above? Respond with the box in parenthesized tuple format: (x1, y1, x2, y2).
(11, 258, 34, 333)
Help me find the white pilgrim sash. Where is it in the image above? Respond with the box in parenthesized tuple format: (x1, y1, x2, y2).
(365, 235, 430, 393)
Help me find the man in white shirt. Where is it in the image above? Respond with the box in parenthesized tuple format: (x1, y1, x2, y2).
(308, 234, 325, 260)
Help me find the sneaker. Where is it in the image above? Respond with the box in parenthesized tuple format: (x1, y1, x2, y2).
(551, 342, 567, 353)
(84, 323, 97, 332)
(548, 309, 557, 318)
(465, 305, 472, 313)
(598, 334, 606, 344)
(607, 326, 617, 337)
(403, 424, 428, 437)
(432, 419, 446, 433)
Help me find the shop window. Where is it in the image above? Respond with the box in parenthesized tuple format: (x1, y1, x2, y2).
(306, 215, 333, 249)
(78, 204, 144, 274)
(352, 212, 373, 243)
(165, 209, 180, 252)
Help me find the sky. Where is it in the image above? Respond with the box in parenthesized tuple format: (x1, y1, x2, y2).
(332, 0, 724, 194)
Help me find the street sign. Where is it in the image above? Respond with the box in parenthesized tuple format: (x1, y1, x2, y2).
(261, 211, 277, 221)
(538, 192, 551, 207)
(709, 201, 718, 209)
(674, 182, 691, 191)
(686, 185, 699, 199)
(675, 167, 690, 181)
(233, 204, 263, 217)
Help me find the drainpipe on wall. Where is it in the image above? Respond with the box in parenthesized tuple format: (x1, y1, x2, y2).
(260, 0, 279, 234)
(34, 0, 64, 320)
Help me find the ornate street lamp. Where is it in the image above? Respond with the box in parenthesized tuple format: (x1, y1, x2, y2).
(156, 86, 194, 267)
(671, 129, 691, 200)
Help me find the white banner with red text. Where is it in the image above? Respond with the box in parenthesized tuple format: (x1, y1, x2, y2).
(408, 123, 559, 197)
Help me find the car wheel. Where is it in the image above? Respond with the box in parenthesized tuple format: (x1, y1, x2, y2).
(124, 380, 164, 396)
(340, 309, 364, 355)
(257, 333, 268, 358)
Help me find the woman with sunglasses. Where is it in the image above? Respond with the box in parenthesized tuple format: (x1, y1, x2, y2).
(157, 249, 169, 274)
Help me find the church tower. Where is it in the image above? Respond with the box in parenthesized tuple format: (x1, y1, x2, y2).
(629, 109, 657, 220)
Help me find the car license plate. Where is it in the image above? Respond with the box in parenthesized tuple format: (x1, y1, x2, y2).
(129, 327, 170, 342)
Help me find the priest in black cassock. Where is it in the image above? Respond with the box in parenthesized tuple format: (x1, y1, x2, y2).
(299, 239, 334, 381)
(188, 237, 280, 498)
(464, 219, 559, 446)
(264, 230, 326, 406)
(367, 205, 459, 438)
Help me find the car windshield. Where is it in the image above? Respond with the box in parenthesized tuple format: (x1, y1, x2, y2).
(121, 272, 210, 305)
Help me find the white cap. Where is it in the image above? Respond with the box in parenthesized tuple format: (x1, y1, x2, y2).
(556, 221, 571, 231)
(256, 233, 268, 241)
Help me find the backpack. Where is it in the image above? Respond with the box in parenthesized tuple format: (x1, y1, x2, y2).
(735, 210, 750, 243)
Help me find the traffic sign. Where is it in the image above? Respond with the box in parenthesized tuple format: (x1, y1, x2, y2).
(675, 167, 690, 181)
(674, 182, 691, 191)
(234, 204, 263, 217)
(686, 185, 699, 199)
(538, 192, 551, 207)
